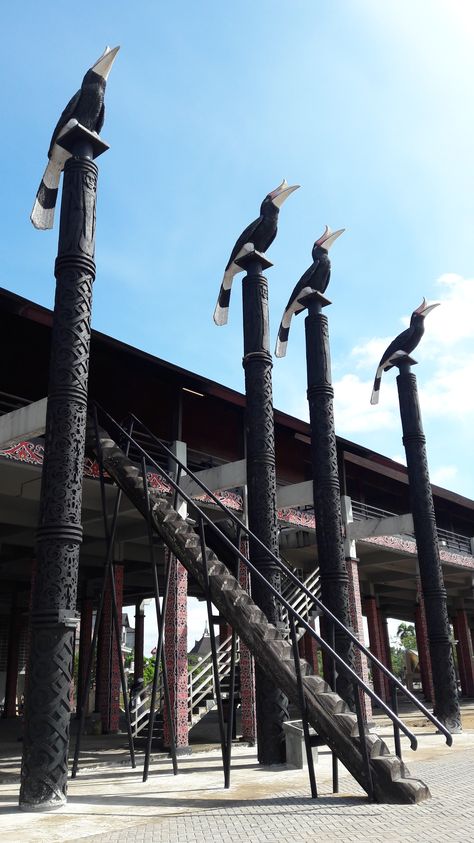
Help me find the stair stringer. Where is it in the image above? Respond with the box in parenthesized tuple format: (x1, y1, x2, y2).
(90, 427, 430, 805)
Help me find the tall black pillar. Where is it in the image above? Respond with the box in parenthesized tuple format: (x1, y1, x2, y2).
(20, 126, 108, 810)
(304, 292, 354, 707)
(396, 356, 461, 732)
(237, 250, 289, 764)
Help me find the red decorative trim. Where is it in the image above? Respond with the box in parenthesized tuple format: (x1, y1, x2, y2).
(277, 507, 316, 528)
(146, 471, 172, 494)
(4, 444, 470, 567)
(363, 533, 474, 567)
(0, 440, 44, 465)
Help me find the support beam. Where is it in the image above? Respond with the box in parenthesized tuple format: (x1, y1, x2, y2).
(276, 480, 313, 509)
(180, 459, 246, 498)
(347, 513, 414, 542)
(0, 398, 47, 448)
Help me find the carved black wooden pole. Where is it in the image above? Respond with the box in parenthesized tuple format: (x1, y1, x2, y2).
(396, 356, 461, 732)
(274, 228, 354, 707)
(20, 125, 109, 810)
(213, 181, 298, 763)
(237, 250, 289, 764)
(303, 292, 354, 706)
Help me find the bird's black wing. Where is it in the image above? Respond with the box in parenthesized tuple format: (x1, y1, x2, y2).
(48, 88, 82, 157)
(378, 326, 412, 371)
(225, 215, 263, 270)
(319, 265, 331, 294)
(96, 101, 105, 135)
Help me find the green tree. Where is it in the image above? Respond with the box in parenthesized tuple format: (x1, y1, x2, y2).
(396, 623, 417, 650)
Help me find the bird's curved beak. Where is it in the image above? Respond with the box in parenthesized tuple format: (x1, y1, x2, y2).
(92, 45, 120, 81)
(315, 225, 345, 251)
(414, 298, 440, 317)
(269, 179, 300, 208)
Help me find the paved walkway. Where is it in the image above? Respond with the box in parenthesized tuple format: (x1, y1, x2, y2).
(1, 726, 473, 842)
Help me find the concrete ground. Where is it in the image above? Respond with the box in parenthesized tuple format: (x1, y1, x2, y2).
(1, 711, 474, 842)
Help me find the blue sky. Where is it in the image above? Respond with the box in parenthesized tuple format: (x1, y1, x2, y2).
(2, 2, 473, 646)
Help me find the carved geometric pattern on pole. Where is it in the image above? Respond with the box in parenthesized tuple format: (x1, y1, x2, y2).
(304, 299, 354, 708)
(397, 363, 461, 731)
(20, 145, 98, 810)
(239, 251, 289, 764)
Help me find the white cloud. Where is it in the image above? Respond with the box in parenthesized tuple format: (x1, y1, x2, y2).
(350, 336, 393, 369)
(333, 373, 399, 434)
(423, 274, 474, 349)
(390, 453, 406, 466)
(420, 356, 474, 418)
(430, 464, 458, 488)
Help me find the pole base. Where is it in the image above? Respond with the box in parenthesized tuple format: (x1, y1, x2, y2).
(19, 793, 67, 812)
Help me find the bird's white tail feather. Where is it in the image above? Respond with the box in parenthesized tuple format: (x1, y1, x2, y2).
(213, 269, 234, 325)
(30, 145, 70, 230)
(213, 301, 228, 326)
(370, 376, 381, 405)
(275, 337, 287, 358)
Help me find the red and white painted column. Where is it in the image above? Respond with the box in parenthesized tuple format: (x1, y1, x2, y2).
(95, 565, 124, 733)
(415, 577, 435, 703)
(364, 594, 389, 703)
(77, 595, 93, 717)
(453, 607, 474, 697)
(134, 601, 145, 683)
(300, 621, 320, 675)
(163, 551, 189, 751)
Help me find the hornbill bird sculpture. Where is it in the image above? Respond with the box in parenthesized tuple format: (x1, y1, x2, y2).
(31, 45, 120, 230)
(370, 298, 440, 405)
(213, 179, 299, 325)
(274, 225, 344, 358)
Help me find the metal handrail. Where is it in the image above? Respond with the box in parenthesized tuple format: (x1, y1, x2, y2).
(351, 500, 472, 555)
(94, 405, 453, 751)
(188, 635, 240, 718)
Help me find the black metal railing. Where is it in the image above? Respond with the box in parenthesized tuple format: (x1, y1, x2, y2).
(89, 405, 453, 800)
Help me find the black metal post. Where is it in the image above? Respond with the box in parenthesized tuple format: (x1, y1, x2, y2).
(20, 126, 108, 810)
(72, 415, 134, 779)
(236, 250, 289, 765)
(395, 356, 461, 732)
(289, 616, 318, 798)
(303, 292, 354, 708)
